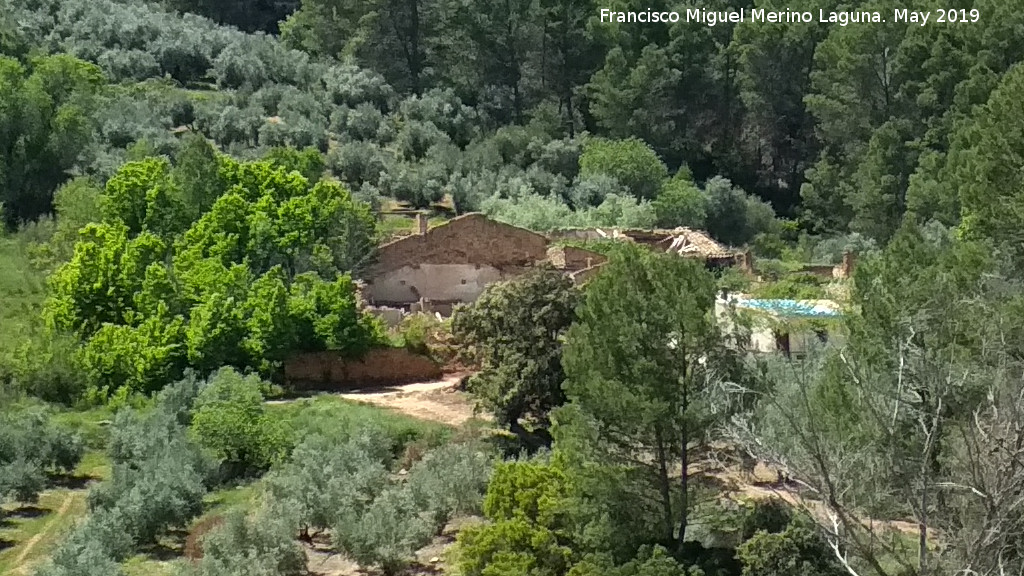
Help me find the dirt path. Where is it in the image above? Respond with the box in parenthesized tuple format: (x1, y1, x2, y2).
(335, 373, 486, 427)
(12, 492, 74, 575)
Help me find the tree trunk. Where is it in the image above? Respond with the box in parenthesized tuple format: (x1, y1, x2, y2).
(655, 425, 675, 542)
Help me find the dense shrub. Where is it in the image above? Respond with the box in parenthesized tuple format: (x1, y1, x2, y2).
(189, 368, 291, 479)
(0, 409, 83, 504)
(579, 138, 668, 200)
(182, 508, 307, 576)
(736, 521, 845, 576)
(45, 152, 383, 397)
(406, 441, 495, 531)
(265, 430, 391, 536)
(87, 445, 208, 546)
(654, 177, 707, 229)
(333, 486, 434, 576)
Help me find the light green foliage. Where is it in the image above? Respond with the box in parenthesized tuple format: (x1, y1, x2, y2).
(579, 138, 668, 200)
(265, 395, 451, 456)
(31, 177, 104, 269)
(190, 367, 290, 479)
(452, 457, 591, 576)
(452, 268, 580, 432)
(45, 149, 383, 398)
(454, 517, 573, 576)
(263, 146, 325, 183)
(483, 459, 570, 526)
(181, 507, 307, 576)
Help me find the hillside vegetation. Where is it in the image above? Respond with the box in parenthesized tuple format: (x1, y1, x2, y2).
(3, 0, 1024, 575)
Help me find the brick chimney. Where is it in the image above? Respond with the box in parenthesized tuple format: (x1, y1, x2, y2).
(740, 249, 754, 274)
(841, 251, 856, 278)
(416, 212, 428, 236)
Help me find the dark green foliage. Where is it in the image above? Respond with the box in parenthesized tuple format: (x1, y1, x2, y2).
(739, 499, 792, 541)
(452, 267, 580, 442)
(736, 522, 844, 576)
(703, 177, 778, 247)
(615, 545, 704, 576)
(0, 55, 104, 229)
(560, 243, 727, 545)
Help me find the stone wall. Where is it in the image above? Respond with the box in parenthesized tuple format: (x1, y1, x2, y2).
(562, 245, 607, 271)
(365, 213, 550, 306)
(364, 263, 509, 304)
(369, 213, 549, 275)
(284, 347, 444, 390)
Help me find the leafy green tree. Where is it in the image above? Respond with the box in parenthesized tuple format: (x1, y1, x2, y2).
(452, 267, 580, 446)
(951, 64, 1024, 269)
(189, 367, 291, 479)
(46, 151, 382, 397)
(0, 55, 104, 229)
(587, 46, 681, 158)
(559, 243, 726, 546)
(653, 177, 707, 229)
(579, 138, 668, 200)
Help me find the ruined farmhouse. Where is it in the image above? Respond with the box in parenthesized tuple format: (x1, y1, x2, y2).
(360, 213, 741, 322)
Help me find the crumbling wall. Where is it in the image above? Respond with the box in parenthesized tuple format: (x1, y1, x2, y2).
(370, 213, 549, 275)
(365, 263, 507, 304)
(561, 245, 607, 271)
(284, 347, 444, 390)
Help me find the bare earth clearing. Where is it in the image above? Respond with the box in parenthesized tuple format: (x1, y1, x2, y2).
(334, 373, 486, 427)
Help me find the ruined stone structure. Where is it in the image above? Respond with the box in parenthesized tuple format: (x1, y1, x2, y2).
(364, 213, 553, 308)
